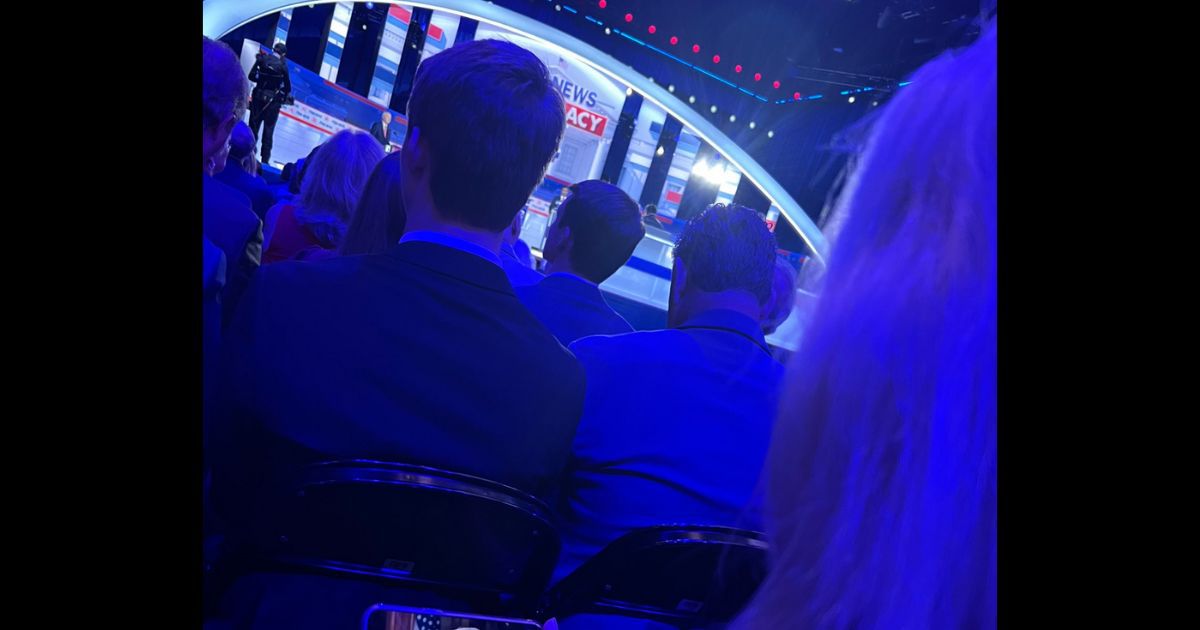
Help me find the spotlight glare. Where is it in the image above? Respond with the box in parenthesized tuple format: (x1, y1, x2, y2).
(749, 121, 756, 129)
(626, 87, 633, 96)
(656, 146, 665, 156)
(688, 95, 696, 104)
(692, 44, 701, 53)
(605, 27, 611, 35)
(695, 161, 725, 185)
(710, 105, 718, 113)
(848, 96, 856, 103)
(625, 13, 633, 22)
(729, 114, 736, 122)
(668, 84, 675, 92)
(754, 73, 762, 82)
(648, 25, 656, 34)
(598, 0, 606, 7)
(767, 131, 774, 138)
(670, 36, 679, 45)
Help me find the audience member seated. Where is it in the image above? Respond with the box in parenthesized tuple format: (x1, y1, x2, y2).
(642, 203, 663, 229)
(500, 207, 545, 287)
(215, 121, 276, 220)
(515, 180, 643, 345)
(554, 203, 783, 593)
(209, 40, 583, 629)
(731, 22, 996, 630)
(262, 129, 383, 263)
(338, 152, 407, 256)
(203, 36, 262, 325)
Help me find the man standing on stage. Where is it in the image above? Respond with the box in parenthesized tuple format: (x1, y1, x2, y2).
(369, 111, 393, 151)
(247, 42, 292, 168)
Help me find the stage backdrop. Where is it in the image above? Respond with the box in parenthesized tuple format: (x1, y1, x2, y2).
(239, 39, 407, 167)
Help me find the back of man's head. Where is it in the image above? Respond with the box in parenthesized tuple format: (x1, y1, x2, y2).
(673, 204, 777, 304)
(405, 39, 565, 232)
(555, 180, 645, 284)
(202, 37, 249, 160)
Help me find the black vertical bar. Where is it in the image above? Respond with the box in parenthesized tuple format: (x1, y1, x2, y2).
(218, 13, 279, 58)
(284, 3, 336, 74)
(389, 7, 433, 113)
(638, 116, 683, 208)
(599, 93, 643, 184)
(732, 174, 772, 215)
(336, 2, 389, 96)
(453, 17, 478, 46)
(675, 143, 723, 221)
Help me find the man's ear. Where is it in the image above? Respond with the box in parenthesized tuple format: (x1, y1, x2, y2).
(401, 126, 428, 178)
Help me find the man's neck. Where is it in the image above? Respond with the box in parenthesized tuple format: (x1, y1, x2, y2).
(403, 211, 503, 253)
(544, 259, 587, 282)
(671, 290, 763, 328)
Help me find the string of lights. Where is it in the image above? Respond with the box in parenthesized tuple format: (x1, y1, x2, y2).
(546, 0, 911, 110)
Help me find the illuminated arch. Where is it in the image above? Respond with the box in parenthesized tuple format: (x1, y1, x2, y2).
(204, 0, 828, 261)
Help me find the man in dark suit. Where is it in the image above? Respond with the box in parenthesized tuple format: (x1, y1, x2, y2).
(553, 205, 785, 597)
(515, 180, 644, 345)
(642, 202, 664, 229)
(369, 110, 394, 150)
(208, 40, 580, 629)
(203, 37, 263, 326)
(215, 121, 276, 220)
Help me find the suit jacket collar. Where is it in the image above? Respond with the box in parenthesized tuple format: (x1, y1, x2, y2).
(536, 273, 606, 303)
(386, 241, 515, 296)
(676, 309, 771, 355)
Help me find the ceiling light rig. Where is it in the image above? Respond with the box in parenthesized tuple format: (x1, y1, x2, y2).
(558, 1, 904, 107)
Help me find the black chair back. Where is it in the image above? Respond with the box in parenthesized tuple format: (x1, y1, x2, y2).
(260, 459, 560, 614)
(542, 525, 768, 628)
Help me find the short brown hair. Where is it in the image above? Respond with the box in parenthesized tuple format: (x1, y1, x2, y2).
(556, 180, 645, 283)
(405, 39, 565, 232)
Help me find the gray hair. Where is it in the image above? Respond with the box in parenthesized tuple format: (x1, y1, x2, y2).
(296, 129, 386, 248)
(202, 36, 249, 131)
